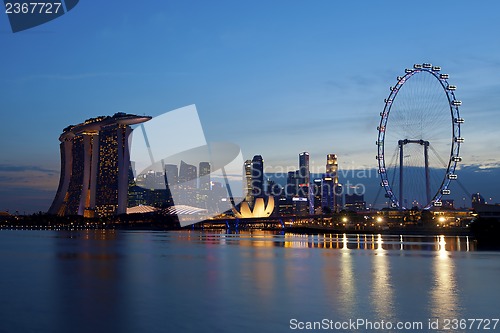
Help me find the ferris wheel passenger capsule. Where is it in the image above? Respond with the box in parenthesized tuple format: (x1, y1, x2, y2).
(414, 64, 423, 69)
(447, 85, 457, 90)
(448, 174, 458, 180)
(452, 156, 462, 162)
(441, 189, 451, 195)
(433, 201, 443, 207)
(451, 100, 462, 106)
(423, 63, 432, 68)
(405, 68, 413, 73)
(455, 137, 465, 143)
(440, 73, 449, 79)
(432, 66, 441, 71)
(454, 118, 465, 123)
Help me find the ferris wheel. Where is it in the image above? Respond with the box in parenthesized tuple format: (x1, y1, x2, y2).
(377, 63, 464, 210)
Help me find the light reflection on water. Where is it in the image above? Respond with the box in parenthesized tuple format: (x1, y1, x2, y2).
(372, 234, 396, 322)
(0, 230, 498, 333)
(192, 230, 477, 252)
(430, 235, 461, 320)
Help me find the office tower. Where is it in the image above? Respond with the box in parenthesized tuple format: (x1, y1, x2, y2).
(298, 152, 310, 190)
(178, 161, 197, 189)
(164, 164, 179, 206)
(286, 170, 299, 197)
(321, 174, 334, 212)
(326, 154, 338, 180)
(164, 164, 179, 186)
(244, 159, 253, 201)
(312, 178, 322, 213)
(267, 179, 282, 197)
(298, 152, 313, 214)
(177, 161, 197, 206)
(199, 162, 211, 191)
(325, 154, 342, 212)
(335, 183, 344, 209)
(251, 155, 264, 198)
(48, 113, 151, 217)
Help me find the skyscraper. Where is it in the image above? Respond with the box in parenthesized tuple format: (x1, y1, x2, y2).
(298, 152, 313, 214)
(164, 164, 179, 206)
(312, 178, 323, 213)
(178, 161, 197, 189)
(198, 162, 211, 191)
(286, 170, 299, 197)
(176, 161, 197, 206)
(326, 154, 338, 180)
(321, 174, 334, 212)
(298, 152, 310, 188)
(323, 154, 342, 212)
(49, 113, 151, 217)
(164, 164, 179, 186)
(251, 155, 264, 198)
(244, 159, 252, 201)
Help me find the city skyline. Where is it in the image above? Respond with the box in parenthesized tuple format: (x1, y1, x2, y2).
(1, 1, 500, 213)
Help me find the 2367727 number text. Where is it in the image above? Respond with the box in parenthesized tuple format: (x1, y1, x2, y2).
(5, 2, 62, 14)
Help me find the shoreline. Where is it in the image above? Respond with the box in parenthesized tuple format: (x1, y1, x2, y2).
(0, 223, 472, 236)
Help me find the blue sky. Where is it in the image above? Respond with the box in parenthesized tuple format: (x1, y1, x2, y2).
(1, 1, 500, 213)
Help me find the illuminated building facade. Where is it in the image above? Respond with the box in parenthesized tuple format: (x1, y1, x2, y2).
(244, 159, 252, 201)
(286, 171, 299, 197)
(298, 152, 310, 197)
(326, 154, 338, 181)
(251, 155, 264, 198)
(312, 178, 322, 213)
(199, 162, 211, 191)
(321, 174, 334, 212)
(298, 152, 313, 214)
(48, 113, 151, 217)
(322, 154, 342, 212)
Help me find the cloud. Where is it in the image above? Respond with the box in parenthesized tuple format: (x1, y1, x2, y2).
(0, 164, 59, 192)
(0, 164, 57, 175)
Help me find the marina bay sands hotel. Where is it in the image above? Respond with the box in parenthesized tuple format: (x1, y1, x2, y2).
(48, 113, 151, 217)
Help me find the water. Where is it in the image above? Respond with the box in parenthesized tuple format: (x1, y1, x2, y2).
(0, 230, 499, 333)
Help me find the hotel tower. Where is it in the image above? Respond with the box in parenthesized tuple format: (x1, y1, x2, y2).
(48, 113, 151, 217)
